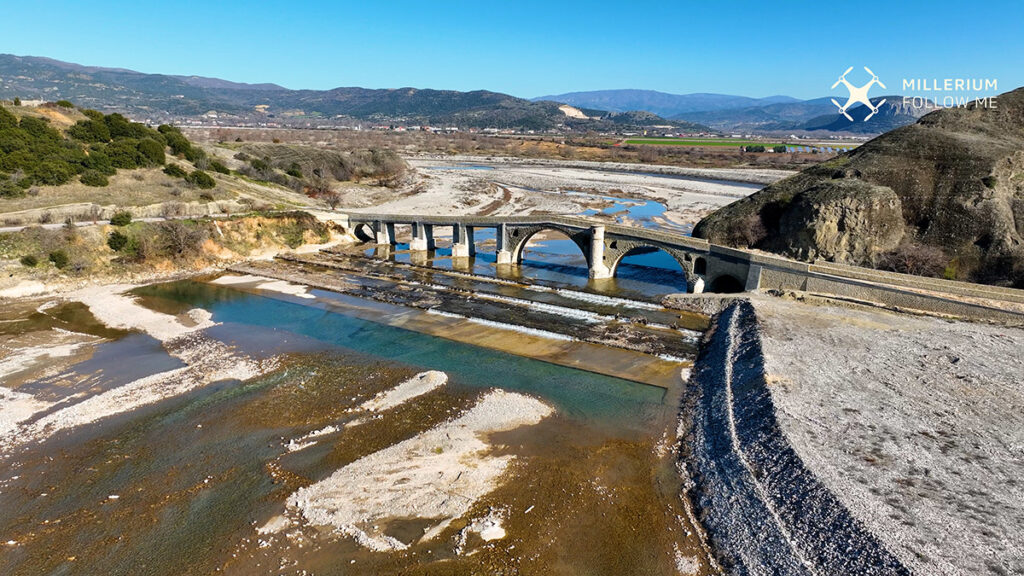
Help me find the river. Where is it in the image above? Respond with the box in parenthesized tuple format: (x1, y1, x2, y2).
(0, 174, 724, 573)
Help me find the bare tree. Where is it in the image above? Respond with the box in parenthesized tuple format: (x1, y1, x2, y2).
(322, 191, 343, 210)
(159, 221, 208, 259)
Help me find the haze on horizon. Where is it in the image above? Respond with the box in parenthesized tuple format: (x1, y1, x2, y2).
(1, 0, 1022, 100)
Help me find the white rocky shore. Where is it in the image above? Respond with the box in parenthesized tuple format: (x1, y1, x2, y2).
(755, 296, 1024, 576)
(342, 156, 779, 228)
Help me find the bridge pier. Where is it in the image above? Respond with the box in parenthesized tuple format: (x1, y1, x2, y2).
(588, 225, 612, 279)
(451, 224, 475, 258)
(373, 221, 395, 245)
(496, 223, 513, 265)
(410, 222, 435, 252)
(690, 276, 705, 294)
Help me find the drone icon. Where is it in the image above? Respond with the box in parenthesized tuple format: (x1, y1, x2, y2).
(831, 66, 886, 121)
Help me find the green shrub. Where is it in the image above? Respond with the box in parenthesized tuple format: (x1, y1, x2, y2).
(185, 170, 216, 189)
(68, 118, 112, 143)
(82, 149, 116, 175)
(55, 100, 75, 108)
(163, 164, 187, 178)
(1, 180, 26, 198)
(48, 250, 69, 269)
(286, 162, 303, 178)
(80, 169, 109, 187)
(13, 97, 21, 106)
(1, 112, 199, 189)
(184, 146, 206, 163)
(138, 138, 166, 165)
(0, 105, 16, 128)
(773, 145, 787, 153)
(106, 139, 145, 168)
(31, 160, 77, 186)
(107, 230, 129, 251)
(19, 254, 38, 267)
(209, 160, 230, 174)
(109, 210, 133, 226)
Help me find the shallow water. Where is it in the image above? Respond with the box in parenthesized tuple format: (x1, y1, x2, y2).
(1, 271, 709, 575)
(133, 281, 669, 428)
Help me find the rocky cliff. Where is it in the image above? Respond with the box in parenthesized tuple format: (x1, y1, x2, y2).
(693, 87, 1024, 287)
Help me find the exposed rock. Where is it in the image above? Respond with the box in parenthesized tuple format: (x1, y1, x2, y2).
(775, 179, 905, 262)
(694, 86, 1024, 287)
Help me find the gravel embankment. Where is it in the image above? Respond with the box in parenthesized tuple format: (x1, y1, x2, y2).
(683, 300, 909, 575)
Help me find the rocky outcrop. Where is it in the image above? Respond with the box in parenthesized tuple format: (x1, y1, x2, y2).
(694, 87, 1024, 288)
(774, 179, 905, 262)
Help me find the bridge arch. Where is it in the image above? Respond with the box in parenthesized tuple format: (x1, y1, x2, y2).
(693, 256, 707, 276)
(507, 225, 592, 267)
(608, 245, 691, 285)
(707, 273, 745, 293)
(352, 223, 376, 243)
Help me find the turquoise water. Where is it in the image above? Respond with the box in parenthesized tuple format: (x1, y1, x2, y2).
(573, 191, 692, 235)
(133, 281, 671, 430)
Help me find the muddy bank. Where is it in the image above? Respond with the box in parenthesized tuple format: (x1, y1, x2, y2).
(682, 300, 908, 575)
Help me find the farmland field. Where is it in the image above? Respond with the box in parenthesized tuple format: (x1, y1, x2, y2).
(624, 138, 786, 147)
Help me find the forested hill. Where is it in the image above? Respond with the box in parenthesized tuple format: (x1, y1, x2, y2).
(0, 101, 215, 196)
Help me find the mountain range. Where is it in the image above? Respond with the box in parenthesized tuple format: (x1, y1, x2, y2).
(535, 89, 934, 134)
(0, 54, 705, 131)
(532, 89, 800, 117)
(680, 95, 938, 134)
(0, 54, 927, 134)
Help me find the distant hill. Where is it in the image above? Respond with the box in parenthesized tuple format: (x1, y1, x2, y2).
(170, 76, 286, 91)
(0, 54, 702, 131)
(676, 96, 935, 134)
(798, 96, 938, 134)
(532, 89, 798, 117)
(676, 98, 839, 131)
(693, 86, 1024, 288)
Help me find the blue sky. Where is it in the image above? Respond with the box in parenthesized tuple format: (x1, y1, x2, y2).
(1, 1, 1020, 99)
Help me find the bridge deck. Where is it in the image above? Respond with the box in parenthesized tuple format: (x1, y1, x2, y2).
(345, 212, 711, 252)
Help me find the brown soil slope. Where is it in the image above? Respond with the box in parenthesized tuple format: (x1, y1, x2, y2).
(694, 87, 1024, 287)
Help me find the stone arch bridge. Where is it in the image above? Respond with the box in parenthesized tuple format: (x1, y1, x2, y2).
(345, 213, 758, 293)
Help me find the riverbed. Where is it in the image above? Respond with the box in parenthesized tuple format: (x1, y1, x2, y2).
(0, 253, 713, 574)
